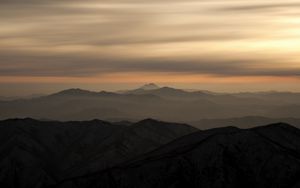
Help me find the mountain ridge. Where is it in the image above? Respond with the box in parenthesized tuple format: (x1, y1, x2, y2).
(0, 118, 197, 188)
(138, 83, 160, 90)
(0, 118, 300, 188)
(54, 123, 300, 188)
(2, 85, 300, 122)
(53, 122, 300, 188)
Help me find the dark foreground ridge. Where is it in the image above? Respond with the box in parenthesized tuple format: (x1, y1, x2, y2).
(54, 123, 300, 188)
(0, 118, 196, 188)
(0, 119, 300, 188)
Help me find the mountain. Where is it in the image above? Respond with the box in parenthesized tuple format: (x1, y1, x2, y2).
(0, 118, 197, 188)
(0, 94, 45, 101)
(119, 83, 160, 94)
(50, 88, 98, 97)
(126, 86, 210, 99)
(55, 123, 300, 188)
(139, 83, 160, 90)
(0, 89, 163, 121)
(2, 87, 300, 121)
(189, 116, 300, 129)
(233, 91, 300, 105)
(49, 88, 119, 98)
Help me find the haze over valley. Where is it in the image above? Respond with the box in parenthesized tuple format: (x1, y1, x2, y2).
(1, 84, 300, 129)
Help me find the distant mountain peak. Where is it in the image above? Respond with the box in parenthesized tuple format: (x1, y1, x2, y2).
(5, 117, 38, 123)
(139, 83, 160, 90)
(254, 122, 297, 131)
(136, 118, 161, 124)
(57, 88, 89, 93)
(51, 88, 95, 96)
(158, 86, 181, 91)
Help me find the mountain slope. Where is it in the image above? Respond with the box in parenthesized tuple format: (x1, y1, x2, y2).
(56, 123, 300, 188)
(138, 83, 160, 90)
(2, 87, 300, 121)
(190, 116, 300, 129)
(126, 86, 210, 99)
(0, 119, 197, 188)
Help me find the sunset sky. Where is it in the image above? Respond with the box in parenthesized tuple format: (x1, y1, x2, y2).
(1, 0, 300, 95)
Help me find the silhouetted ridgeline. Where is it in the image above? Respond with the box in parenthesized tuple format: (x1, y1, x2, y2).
(0, 118, 299, 188)
(0, 118, 196, 188)
(189, 116, 300, 129)
(1, 85, 300, 122)
(55, 123, 300, 188)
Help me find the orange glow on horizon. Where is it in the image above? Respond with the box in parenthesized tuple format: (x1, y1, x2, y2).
(1, 73, 299, 84)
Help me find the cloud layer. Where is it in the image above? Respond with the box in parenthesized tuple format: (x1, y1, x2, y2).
(1, 0, 300, 92)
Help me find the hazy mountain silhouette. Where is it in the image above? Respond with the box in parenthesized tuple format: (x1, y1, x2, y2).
(1, 85, 300, 122)
(138, 83, 160, 90)
(126, 85, 210, 99)
(234, 91, 300, 104)
(118, 83, 160, 94)
(55, 123, 300, 188)
(50, 89, 119, 98)
(0, 118, 196, 188)
(190, 116, 300, 129)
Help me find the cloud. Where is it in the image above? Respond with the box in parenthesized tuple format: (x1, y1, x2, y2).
(220, 3, 300, 12)
(0, 0, 300, 81)
(0, 48, 299, 78)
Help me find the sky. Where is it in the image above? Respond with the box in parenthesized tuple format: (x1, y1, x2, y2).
(1, 0, 300, 96)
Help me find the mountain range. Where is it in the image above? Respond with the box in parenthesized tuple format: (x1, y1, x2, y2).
(1, 84, 300, 126)
(54, 122, 300, 188)
(0, 118, 196, 188)
(0, 118, 299, 188)
(189, 116, 300, 129)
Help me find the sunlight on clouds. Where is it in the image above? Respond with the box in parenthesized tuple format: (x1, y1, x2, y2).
(0, 0, 300, 93)
(1, 73, 299, 84)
